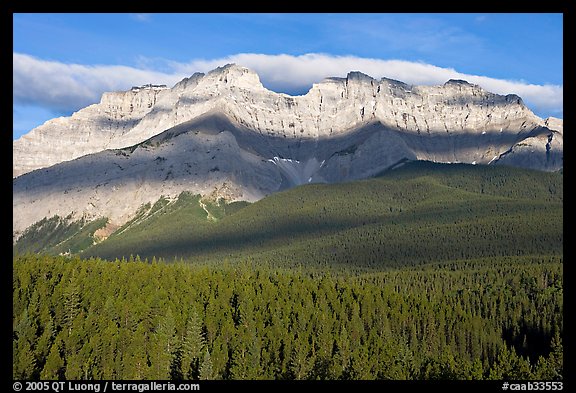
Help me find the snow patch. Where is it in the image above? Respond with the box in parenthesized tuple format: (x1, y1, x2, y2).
(488, 155, 499, 165)
(268, 156, 322, 186)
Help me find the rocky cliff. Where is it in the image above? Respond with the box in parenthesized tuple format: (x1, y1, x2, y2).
(14, 64, 563, 177)
(13, 64, 563, 239)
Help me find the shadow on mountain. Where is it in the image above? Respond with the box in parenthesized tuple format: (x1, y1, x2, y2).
(87, 209, 385, 261)
(177, 96, 212, 106)
(432, 93, 524, 108)
(91, 115, 148, 131)
(13, 110, 559, 197)
(85, 175, 563, 263)
(89, 102, 179, 133)
(131, 110, 555, 161)
(494, 148, 563, 172)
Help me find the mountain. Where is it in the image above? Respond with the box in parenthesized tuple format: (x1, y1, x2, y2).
(84, 162, 563, 267)
(13, 64, 563, 240)
(14, 161, 563, 268)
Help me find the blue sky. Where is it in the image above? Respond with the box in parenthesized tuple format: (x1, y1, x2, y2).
(13, 13, 563, 140)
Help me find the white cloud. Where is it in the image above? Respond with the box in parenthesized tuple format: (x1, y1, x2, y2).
(13, 52, 563, 120)
(13, 53, 187, 112)
(178, 53, 563, 118)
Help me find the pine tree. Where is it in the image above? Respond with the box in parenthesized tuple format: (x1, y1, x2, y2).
(534, 333, 563, 380)
(35, 318, 55, 365)
(63, 280, 81, 336)
(230, 324, 261, 380)
(548, 332, 563, 380)
(151, 307, 177, 379)
(331, 326, 351, 379)
(488, 345, 532, 380)
(390, 338, 416, 380)
(350, 345, 373, 380)
(181, 309, 205, 379)
(14, 340, 37, 379)
(15, 309, 37, 348)
(469, 358, 485, 380)
(124, 324, 149, 379)
(40, 339, 64, 380)
(65, 352, 83, 380)
(199, 350, 214, 380)
(290, 334, 314, 380)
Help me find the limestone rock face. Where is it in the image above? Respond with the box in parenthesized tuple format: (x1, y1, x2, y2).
(14, 64, 562, 177)
(13, 64, 563, 239)
(13, 84, 168, 177)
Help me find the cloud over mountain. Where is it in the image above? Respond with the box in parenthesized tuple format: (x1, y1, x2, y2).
(13, 52, 562, 119)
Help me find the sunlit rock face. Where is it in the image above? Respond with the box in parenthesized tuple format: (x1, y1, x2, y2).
(13, 64, 562, 238)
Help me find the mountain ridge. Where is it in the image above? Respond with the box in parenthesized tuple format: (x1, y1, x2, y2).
(13, 64, 563, 240)
(13, 63, 562, 177)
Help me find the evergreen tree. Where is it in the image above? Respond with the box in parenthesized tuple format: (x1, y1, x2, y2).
(331, 326, 351, 379)
(150, 307, 177, 379)
(181, 309, 205, 379)
(534, 333, 563, 380)
(124, 324, 149, 379)
(40, 339, 65, 380)
(35, 318, 55, 366)
(290, 334, 314, 380)
(230, 323, 261, 379)
(199, 350, 215, 380)
(65, 352, 83, 380)
(63, 280, 81, 336)
(488, 345, 533, 380)
(13, 340, 37, 379)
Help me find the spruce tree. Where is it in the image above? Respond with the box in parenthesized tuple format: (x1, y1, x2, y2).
(40, 339, 64, 380)
(181, 309, 205, 379)
(63, 280, 81, 336)
(151, 307, 177, 379)
(14, 340, 37, 379)
(199, 350, 214, 380)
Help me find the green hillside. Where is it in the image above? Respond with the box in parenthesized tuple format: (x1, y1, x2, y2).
(14, 215, 108, 256)
(78, 161, 562, 268)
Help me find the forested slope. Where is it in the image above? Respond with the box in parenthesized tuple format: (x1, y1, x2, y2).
(13, 255, 563, 380)
(81, 162, 563, 269)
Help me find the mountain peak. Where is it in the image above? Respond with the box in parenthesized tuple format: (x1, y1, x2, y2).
(444, 79, 476, 87)
(130, 83, 168, 92)
(172, 72, 205, 90)
(209, 63, 246, 73)
(346, 71, 375, 83)
(203, 63, 263, 90)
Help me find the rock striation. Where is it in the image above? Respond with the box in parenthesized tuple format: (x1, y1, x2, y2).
(13, 64, 563, 239)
